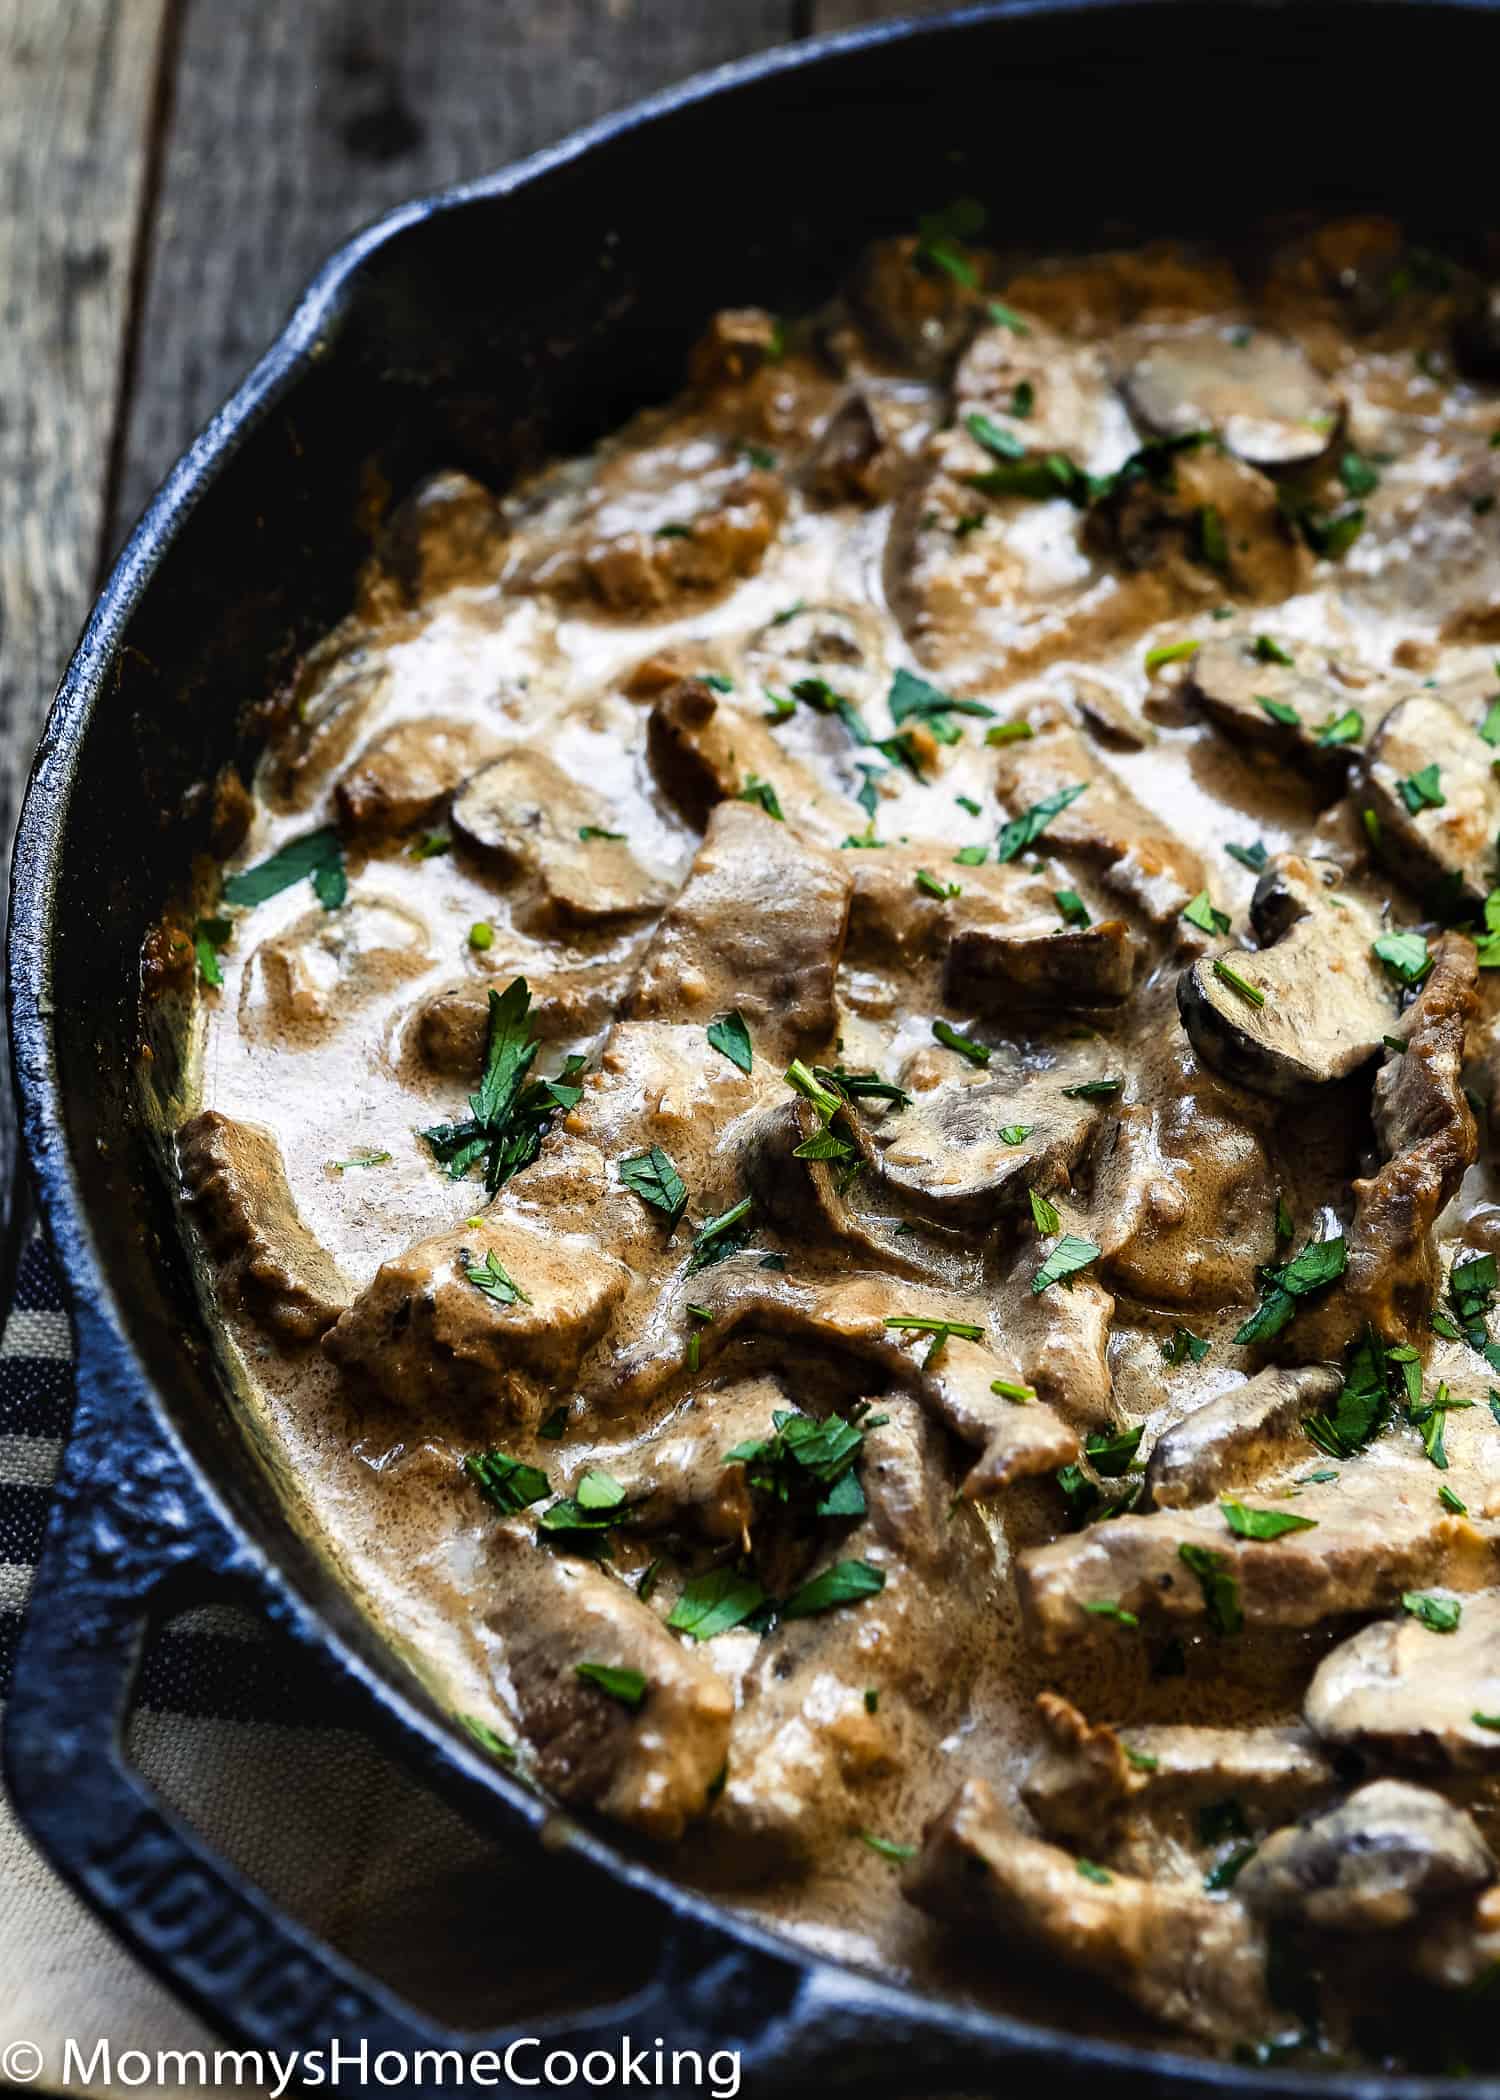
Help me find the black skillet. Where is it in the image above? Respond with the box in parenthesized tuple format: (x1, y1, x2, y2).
(8, 3, 1500, 2092)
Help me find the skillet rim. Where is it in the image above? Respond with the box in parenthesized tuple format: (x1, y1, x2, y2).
(10, 2, 1500, 2089)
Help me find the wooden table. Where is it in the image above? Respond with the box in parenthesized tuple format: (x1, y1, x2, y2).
(0, 0, 955, 878)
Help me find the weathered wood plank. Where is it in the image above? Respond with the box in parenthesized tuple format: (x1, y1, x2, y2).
(112, 0, 801, 543)
(0, 0, 170, 833)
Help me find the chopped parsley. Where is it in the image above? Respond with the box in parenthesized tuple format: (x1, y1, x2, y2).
(1234, 1233, 1346, 1345)
(1033, 1234, 1100, 1295)
(1055, 888, 1091, 927)
(464, 1249, 530, 1306)
(222, 826, 346, 911)
(782, 1559, 886, 1618)
(1197, 504, 1229, 572)
(1316, 708, 1363, 748)
(1179, 1542, 1243, 1636)
(932, 1018, 991, 1065)
(409, 830, 451, 858)
(991, 1376, 1036, 1402)
(1029, 1188, 1061, 1235)
(738, 773, 784, 820)
(986, 300, 1028, 335)
(984, 720, 1035, 746)
(329, 1149, 392, 1172)
(618, 1145, 688, 1220)
(965, 410, 1025, 462)
(1252, 635, 1295, 666)
(1083, 1600, 1139, 1628)
(1402, 1590, 1462, 1634)
(193, 915, 231, 986)
(420, 979, 583, 1194)
(1213, 957, 1266, 1008)
(914, 197, 986, 286)
(578, 824, 627, 841)
(723, 1407, 871, 1519)
(1221, 1501, 1319, 1540)
(1009, 379, 1035, 419)
(1061, 1077, 1123, 1100)
(1162, 1326, 1210, 1366)
(464, 1450, 550, 1515)
(1086, 1423, 1144, 1477)
(1440, 1484, 1469, 1515)
(668, 1567, 769, 1640)
(1479, 695, 1500, 748)
(955, 844, 989, 866)
(883, 1314, 983, 1368)
(1450, 1253, 1497, 1354)
(887, 666, 995, 738)
(1144, 639, 1201, 674)
(995, 781, 1088, 862)
(999, 1124, 1033, 1146)
(813, 1063, 913, 1110)
(1257, 694, 1301, 728)
(1226, 840, 1270, 873)
(1398, 761, 1445, 814)
(459, 1715, 518, 1764)
(1076, 1859, 1113, 1885)
(1306, 1328, 1395, 1458)
(858, 1831, 918, 1863)
(574, 1662, 648, 1708)
(685, 1195, 754, 1274)
(1183, 891, 1231, 936)
(707, 1009, 753, 1073)
(1373, 930, 1432, 986)
(1338, 451, 1381, 499)
(915, 867, 961, 900)
(955, 794, 983, 816)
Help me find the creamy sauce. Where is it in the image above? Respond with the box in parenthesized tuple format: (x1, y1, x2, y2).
(153, 220, 1500, 2068)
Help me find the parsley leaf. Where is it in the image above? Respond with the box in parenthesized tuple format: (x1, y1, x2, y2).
(685, 1195, 755, 1274)
(999, 1123, 1033, 1146)
(1306, 1328, 1395, 1458)
(1179, 1543, 1243, 1635)
(996, 781, 1088, 862)
(1086, 1424, 1144, 1477)
(1221, 1500, 1318, 1540)
(223, 826, 346, 911)
(1399, 762, 1445, 814)
(667, 1567, 769, 1640)
(739, 773, 784, 820)
(1402, 1590, 1462, 1634)
(464, 1249, 530, 1306)
(782, 1559, 886, 1618)
(964, 411, 1026, 462)
(858, 1831, 918, 1863)
(193, 915, 232, 986)
(618, 1145, 688, 1220)
(1183, 891, 1231, 936)
(1033, 1234, 1100, 1295)
(575, 1662, 648, 1708)
(1162, 1326, 1210, 1366)
(1373, 930, 1432, 986)
(932, 1019, 990, 1065)
(1226, 840, 1269, 873)
(707, 1009, 753, 1073)
(1234, 1234, 1345, 1345)
(464, 1450, 550, 1515)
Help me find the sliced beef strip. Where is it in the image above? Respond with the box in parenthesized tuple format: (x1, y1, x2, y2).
(1177, 855, 1396, 1098)
(706, 1399, 994, 1875)
(1236, 1780, 1495, 1936)
(1023, 1693, 1337, 1870)
(1359, 689, 1500, 910)
(1145, 1366, 1344, 1510)
(482, 1519, 732, 1841)
(513, 448, 786, 618)
(411, 958, 636, 1080)
(1090, 1040, 1277, 1310)
(991, 726, 1206, 924)
(1119, 325, 1343, 471)
(1088, 444, 1315, 605)
(450, 747, 674, 930)
(594, 1267, 1079, 1498)
(323, 1213, 630, 1425)
(905, 1775, 1276, 2048)
(1291, 933, 1478, 1355)
(178, 1111, 352, 1345)
(1339, 453, 1500, 643)
(645, 677, 860, 846)
(994, 1247, 1117, 1428)
(1305, 1589, 1500, 1773)
(687, 306, 781, 391)
(1184, 631, 1387, 786)
(1018, 1457, 1498, 1656)
(624, 800, 851, 1061)
(563, 1374, 791, 1548)
(946, 916, 1140, 1012)
(335, 718, 498, 836)
(804, 389, 911, 505)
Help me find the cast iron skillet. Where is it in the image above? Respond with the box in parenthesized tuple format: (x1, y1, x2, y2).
(9, 3, 1500, 2091)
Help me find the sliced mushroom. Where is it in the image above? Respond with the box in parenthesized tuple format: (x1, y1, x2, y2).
(411, 958, 636, 1079)
(848, 235, 985, 376)
(645, 677, 858, 844)
(1359, 689, 1500, 909)
(1145, 1365, 1343, 1510)
(1120, 325, 1342, 471)
(365, 469, 507, 610)
(1236, 1781, 1494, 1936)
(1089, 444, 1314, 605)
(1177, 855, 1394, 1098)
(1306, 1591, 1500, 1773)
(687, 306, 780, 390)
(805, 389, 908, 505)
(451, 747, 673, 929)
(1184, 631, 1385, 786)
(240, 896, 434, 1048)
(946, 915, 1140, 1012)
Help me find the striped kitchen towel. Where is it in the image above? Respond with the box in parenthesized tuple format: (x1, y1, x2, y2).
(0, 1227, 649, 2097)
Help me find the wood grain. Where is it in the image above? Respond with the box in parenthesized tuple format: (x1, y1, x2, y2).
(111, 0, 801, 544)
(0, 0, 170, 831)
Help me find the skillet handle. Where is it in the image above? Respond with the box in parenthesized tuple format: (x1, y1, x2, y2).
(4, 1306, 1047, 2098)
